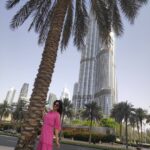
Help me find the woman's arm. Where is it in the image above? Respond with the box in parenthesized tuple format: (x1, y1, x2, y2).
(55, 128, 60, 148)
(54, 113, 61, 148)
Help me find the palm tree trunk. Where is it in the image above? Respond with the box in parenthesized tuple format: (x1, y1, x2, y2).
(60, 114, 65, 140)
(15, 1, 68, 150)
(119, 122, 122, 141)
(89, 119, 92, 144)
(137, 122, 140, 143)
(141, 122, 143, 143)
(125, 119, 128, 149)
(133, 126, 135, 143)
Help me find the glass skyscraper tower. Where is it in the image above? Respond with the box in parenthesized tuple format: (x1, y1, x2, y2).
(18, 83, 29, 102)
(72, 13, 117, 116)
(5, 87, 16, 105)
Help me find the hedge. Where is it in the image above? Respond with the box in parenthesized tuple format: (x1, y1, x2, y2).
(62, 131, 116, 143)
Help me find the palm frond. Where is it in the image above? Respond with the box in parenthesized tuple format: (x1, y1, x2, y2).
(6, 0, 20, 9)
(118, 0, 141, 24)
(30, 0, 52, 33)
(61, 1, 73, 51)
(137, 0, 149, 4)
(73, 0, 88, 50)
(10, 0, 40, 29)
(112, 1, 123, 36)
(28, 0, 49, 31)
(38, 2, 56, 44)
(91, 0, 111, 45)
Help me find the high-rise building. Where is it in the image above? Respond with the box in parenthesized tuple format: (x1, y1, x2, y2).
(5, 87, 16, 105)
(47, 93, 57, 110)
(72, 13, 117, 116)
(72, 83, 78, 109)
(18, 83, 29, 102)
(60, 87, 71, 100)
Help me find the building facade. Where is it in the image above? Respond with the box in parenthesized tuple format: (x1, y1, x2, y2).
(47, 93, 57, 110)
(5, 87, 16, 105)
(18, 83, 29, 102)
(72, 13, 117, 116)
(60, 87, 71, 100)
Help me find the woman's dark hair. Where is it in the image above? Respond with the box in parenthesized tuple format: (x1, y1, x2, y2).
(53, 100, 63, 116)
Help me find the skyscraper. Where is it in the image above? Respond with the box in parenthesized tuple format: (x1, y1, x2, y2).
(72, 13, 117, 116)
(5, 87, 16, 105)
(18, 83, 29, 102)
(60, 87, 71, 100)
(47, 93, 57, 110)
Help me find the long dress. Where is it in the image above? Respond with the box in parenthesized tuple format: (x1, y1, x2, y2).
(36, 111, 61, 150)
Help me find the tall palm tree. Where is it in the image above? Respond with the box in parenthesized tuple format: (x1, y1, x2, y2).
(146, 114, 150, 125)
(111, 102, 125, 140)
(13, 100, 27, 123)
(61, 98, 73, 127)
(111, 101, 134, 149)
(123, 101, 134, 150)
(12, 100, 27, 132)
(135, 108, 147, 143)
(60, 98, 73, 139)
(129, 112, 136, 143)
(0, 100, 11, 120)
(6, 0, 148, 149)
(82, 101, 102, 144)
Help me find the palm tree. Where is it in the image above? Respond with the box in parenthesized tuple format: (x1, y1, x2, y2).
(60, 98, 73, 139)
(13, 100, 27, 123)
(61, 98, 73, 127)
(12, 100, 27, 133)
(111, 102, 125, 140)
(135, 113, 140, 144)
(6, 0, 148, 149)
(146, 114, 150, 125)
(129, 112, 136, 143)
(135, 108, 147, 143)
(82, 101, 102, 144)
(123, 101, 134, 149)
(0, 100, 11, 120)
(111, 101, 133, 149)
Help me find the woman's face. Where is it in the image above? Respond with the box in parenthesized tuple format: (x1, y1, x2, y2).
(53, 101, 60, 111)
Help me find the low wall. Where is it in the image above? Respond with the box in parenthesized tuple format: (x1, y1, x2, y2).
(63, 125, 115, 135)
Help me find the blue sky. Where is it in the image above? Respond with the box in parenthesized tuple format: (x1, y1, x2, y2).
(0, 1, 150, 111)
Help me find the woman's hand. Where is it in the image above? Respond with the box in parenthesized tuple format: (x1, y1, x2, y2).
(55, 128, 60, 149)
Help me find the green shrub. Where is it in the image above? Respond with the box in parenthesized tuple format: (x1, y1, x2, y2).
(62, 130, 116, 143)
(0, 123, 14, 131)
(101, 134, 116, 143)
(63, 131, 74, 139)
(91, 133, 102, 143)
(74, 132, 89, 142)
(73, 132, 103, 143)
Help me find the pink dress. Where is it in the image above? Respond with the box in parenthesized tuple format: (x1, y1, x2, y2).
(36, 111, 61, 150)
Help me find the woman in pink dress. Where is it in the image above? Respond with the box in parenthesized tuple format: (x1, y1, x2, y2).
(37, 100, 62, 150)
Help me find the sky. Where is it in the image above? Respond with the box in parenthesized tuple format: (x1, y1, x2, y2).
(0, 1, 150, 111)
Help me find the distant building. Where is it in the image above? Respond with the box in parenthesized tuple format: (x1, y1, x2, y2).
(1, 113, 12, 122)
(47, 93, 57, 110)
(18, 83, 29, 102)
(5, 87, 16, 105)
(60, 87, 71, 100)
(72, 12, 117, 117)
(72, 83, 78, 110)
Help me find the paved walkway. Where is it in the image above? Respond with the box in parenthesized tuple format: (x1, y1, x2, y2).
(0, 146, 13, 150)
(0, 136, 149, 150)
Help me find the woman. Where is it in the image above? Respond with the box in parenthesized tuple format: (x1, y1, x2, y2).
(37, 100, 62, 150)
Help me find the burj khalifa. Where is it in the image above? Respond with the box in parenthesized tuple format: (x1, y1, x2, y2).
(72, 13, 117, 117)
